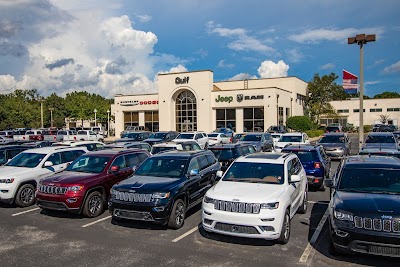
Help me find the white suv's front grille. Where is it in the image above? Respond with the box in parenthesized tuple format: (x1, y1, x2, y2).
(214, 200, 261, 214)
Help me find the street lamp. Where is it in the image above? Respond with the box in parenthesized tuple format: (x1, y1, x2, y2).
(348, 33, 376, 149)
(94, 108, 97, 127)
(39, 98, 45, 128)
(49, 108, 54, 128)
(107, 109, 110, 137)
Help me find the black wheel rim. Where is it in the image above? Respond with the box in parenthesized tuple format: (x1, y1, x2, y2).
(89, 195, 102, 215)
(20, 187, 34, 205)
(175, 202, 184, 226)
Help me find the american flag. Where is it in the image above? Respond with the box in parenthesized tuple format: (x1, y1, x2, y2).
(343, 70, 358, 94)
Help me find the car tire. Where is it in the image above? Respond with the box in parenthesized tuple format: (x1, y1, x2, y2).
(319, 181, 326, 191)
(83, 191, 104, 218)
(298, 189, 308, 214)
(15, 184, 36, 207)
(277, 210, 291, 244)
(168, 199, 186, 229)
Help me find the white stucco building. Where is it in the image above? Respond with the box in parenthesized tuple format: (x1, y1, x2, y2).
(111, 70, 308, 136)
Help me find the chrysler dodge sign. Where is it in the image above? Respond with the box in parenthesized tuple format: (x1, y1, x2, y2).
(215, 94, 263, 103)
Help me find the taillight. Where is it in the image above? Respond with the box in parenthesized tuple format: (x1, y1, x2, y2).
(74, 136, 77, 140)
(314, 162, 321, 168)
(229, 137, 232, 142)
(336, 130, 339, 132)
(54, 136, 56, 140)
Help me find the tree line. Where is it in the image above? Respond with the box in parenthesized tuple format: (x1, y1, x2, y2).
(0, 89, 113, 130)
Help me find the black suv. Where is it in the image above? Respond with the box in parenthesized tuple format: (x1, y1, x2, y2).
(208, 143, 256, 172)
(0, 145, 31, 166)
(144, 131, 180, 146)
(325, 155, 400, 257)
(108, 150, 220, 229)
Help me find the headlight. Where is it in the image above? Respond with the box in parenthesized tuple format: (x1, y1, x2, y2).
(152, 192, 170, 199)
(334, 210, 353, 221)
(0, 178, 15, 184)
(204, 196, 216, 204)
(67, 185, 84, 192)
(261, 202, 279, 209)
(110, 188, 117, 196)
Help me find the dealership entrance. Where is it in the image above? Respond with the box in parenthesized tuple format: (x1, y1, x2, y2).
(175, 90, 197, 132)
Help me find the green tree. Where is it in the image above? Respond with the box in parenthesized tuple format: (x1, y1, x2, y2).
(45, 93, 66, 128)
(286, 116, 312, 131)
(305, 73, 344, 124)
(373, 91, 400, 99)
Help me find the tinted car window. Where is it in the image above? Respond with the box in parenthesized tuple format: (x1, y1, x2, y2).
(284, 150, 317, 162)
(137, 153, 149, 162)
(224, 162, 284, 184)
(62, 150, 86, 162)
(206, 154, 217, 165)
(198, 156, 209, 171)
(188, 157, 200, 172)
(365, 135, 395, 143)
(47, 152, 62, 165)
(125, 154, 140, 166)
(112, 156, 126, 169)
(319, 135, 345, 143)
(248, 145, 256, 153)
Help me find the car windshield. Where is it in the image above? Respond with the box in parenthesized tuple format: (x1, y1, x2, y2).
(121, 133, 139, 138)
(358, 152, 400, 159)
(223, 162, 284, 184)
(241, 135, 261, 141)
(319, 136, 345, 143)
(176, 133, 195, 139)
(279, 135, 302, 142)
(338, 168, 400, 194)
(151, 147, 177, 154)
(149, 133, 167, 139)
(283, 150, 317, 162)
(326, 127, 340, 132)
(209, 148, 237, 161)
(135, 158, 186, 178)
(208, 134, 219, 138)
(66, 155, 111, 173)
(365, 135, 395, 143)
(5, 152, 46, 168)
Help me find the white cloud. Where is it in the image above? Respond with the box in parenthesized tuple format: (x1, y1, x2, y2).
(383, 61, 400, 73)
(228, 73, 257, 81)
(168, 64, 188, 73)
(321, 63, 335, 70)
(207, 21, 274, 54)
(136, 14, 152, 23)
(288, 27, 384, 44)
(257, 60, 289, 78)
(365, 81, 380, 85)
(0, 74, 17, 93)
(286, 49, 304, 63)
(217, 60, 234, 68)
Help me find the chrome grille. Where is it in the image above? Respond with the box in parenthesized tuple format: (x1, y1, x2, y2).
(214, 200, 260, 214)
(354, 217, 400, 233)
(39, 185, 68, 195)
(214, 222, 259, 234)
(115, 191, 153, 203)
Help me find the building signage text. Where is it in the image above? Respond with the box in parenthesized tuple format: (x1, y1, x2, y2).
(120, 100, 158, 106)
(215, 94, 264, 103)
(175, 76, 189, 84)
(215, 95, 233, 103)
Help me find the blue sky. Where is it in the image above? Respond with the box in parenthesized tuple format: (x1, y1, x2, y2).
(0, 0, 399, 98)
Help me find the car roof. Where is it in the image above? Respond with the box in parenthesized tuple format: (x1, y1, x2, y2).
(244, 132, 263, 135)
(0, 145, 31, 150)
(235, 152, 292, 164)
(152, 142, 182, 148)
(282, 132, 303, 136)
(344, 155, 400, 169)
(151, 150, 208, 159)
(367, 132, 394, 136)
(322, 132, 346, 136)
(23, 146, 87, 154)
(208, 143, 249, 149)
(282, 144, 319, 151)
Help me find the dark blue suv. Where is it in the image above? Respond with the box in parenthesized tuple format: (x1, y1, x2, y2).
(282, 144, 331, 191)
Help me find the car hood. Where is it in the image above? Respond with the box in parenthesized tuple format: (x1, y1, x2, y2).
(144, 138, 163, 142)
(334, 191, 400, 216)
(320, 143, 346, 148)
(207, 181, 287, 203)
(0, 166, 36, 178)
(41, 171, 100, 185)
(115, 175, 183, 192)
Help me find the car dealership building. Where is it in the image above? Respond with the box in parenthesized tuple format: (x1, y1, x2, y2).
(111, 70, 308, 135)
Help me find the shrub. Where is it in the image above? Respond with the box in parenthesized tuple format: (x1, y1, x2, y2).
(363, 125, 372, 133)
(286, 116, 312, 132)
(305, 130, 324, 138)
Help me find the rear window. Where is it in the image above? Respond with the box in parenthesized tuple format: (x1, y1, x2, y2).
(283, 150, 318, 162)
(365, 135, 395, 144)
(209, 148, 238, 161)
(326, 127, 340, 132)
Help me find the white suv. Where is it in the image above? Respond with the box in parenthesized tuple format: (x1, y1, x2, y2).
(0, 146, 88, 207)
(275, 132, 310, 152)
(202, 152, 308, 244)
(172, 131, 209, 149)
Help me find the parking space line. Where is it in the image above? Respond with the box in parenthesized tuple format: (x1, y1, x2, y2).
(11, 207, 40, 216)
(172, 226, 199, 243)
(299, 208, 329, 264)
(81, 215, 112, 228)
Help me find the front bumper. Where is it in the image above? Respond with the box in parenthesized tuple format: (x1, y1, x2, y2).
(202, 203, 283, 240)
(330, 218, 400, 257)
(0, 184, 15, 203)
(36, 192, 84, 212)
(325, 149, 346, 159)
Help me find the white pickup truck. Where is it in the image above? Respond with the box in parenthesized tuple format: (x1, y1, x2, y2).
(63, 130, 103, 142)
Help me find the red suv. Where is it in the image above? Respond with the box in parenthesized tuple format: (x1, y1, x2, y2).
(36, 149, 150, 217)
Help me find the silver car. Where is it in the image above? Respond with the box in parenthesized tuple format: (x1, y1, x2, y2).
(317, 132, 351, 159)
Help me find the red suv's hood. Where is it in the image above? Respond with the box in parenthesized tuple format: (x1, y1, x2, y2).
(41, 171, 100, 185)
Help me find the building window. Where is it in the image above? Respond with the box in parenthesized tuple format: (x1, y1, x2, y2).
(216, 109, 236, 131)
(144, 111, 159, 132)
(370, 108, 382, 112)
(337, 109, 349, 113)
(278, 107, 284, 126)
(176, 90, 197, 132)
(124, 112, 139, 129)
(244, 108, 264, 132)
(286, 108, 290, 118)
(353, 109, 365, 113)
(387, 108, 400, 112)
(296, 94, 305, 105)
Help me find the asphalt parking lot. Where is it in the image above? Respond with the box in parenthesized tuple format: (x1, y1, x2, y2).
(0, 134, 398, 267)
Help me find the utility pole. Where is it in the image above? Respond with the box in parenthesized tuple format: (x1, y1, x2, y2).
(49, 108, 54, 127)
(39, 98, 45, 128)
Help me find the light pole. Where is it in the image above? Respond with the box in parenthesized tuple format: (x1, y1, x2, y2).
(348, 34, 376, 149)
(49, 108, 54, 128)
(107, 109, 110, 137)
(39, 98, 45, 128)
(94, 108, 97, 127)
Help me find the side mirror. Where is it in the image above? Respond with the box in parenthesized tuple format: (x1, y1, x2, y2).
(131, 165, 138, 172)
(290, 174, 301, 183)
(44, 161, 53, 167)
(110, 166, 120, 172)
(216, 170, 223, 179)
(189, 169, 199, 177)
(324, 178, 335, 188)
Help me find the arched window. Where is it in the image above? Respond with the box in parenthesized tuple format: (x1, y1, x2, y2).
(175, 91, 197, 132)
